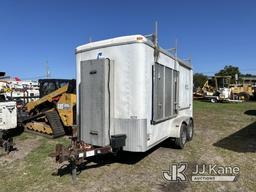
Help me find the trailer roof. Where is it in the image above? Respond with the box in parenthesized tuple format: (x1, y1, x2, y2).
(76, 35, 192, 69)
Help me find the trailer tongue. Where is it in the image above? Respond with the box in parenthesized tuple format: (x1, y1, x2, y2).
(53, 130, 125, 182)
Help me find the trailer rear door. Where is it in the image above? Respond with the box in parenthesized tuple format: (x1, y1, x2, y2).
(80, 59, 111, 147)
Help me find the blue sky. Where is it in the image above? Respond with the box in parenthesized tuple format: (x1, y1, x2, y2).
(0, 0, 256, 79)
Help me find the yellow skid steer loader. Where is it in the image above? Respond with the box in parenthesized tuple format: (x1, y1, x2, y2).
(19, 79, 76, 138)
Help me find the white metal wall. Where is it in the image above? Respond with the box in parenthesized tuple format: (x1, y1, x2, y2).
(76, 41, 193, 152)
(0, 101, 17, 130)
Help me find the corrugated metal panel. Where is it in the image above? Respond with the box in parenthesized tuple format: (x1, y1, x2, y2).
(114, 119, 147, 152)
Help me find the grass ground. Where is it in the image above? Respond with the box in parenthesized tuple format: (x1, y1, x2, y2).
(0, 101, 256, 192)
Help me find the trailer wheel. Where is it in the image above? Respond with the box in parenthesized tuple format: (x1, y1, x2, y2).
(210, 98, 217, 103)
(175, 123, 187, 149)
(186, 119, 194, 141)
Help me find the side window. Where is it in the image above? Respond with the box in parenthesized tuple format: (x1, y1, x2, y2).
(41, 82, 56, 97)
(152, 64, 179, 124)
(165, 67, 172, 117)
(153, 64, 164, 121)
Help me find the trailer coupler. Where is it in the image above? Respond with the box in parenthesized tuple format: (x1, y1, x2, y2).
(52, 133, 126, 182)
(54, 134, 126, 164)
(53, 139, 112, 183)
(55, 142, 113, 164)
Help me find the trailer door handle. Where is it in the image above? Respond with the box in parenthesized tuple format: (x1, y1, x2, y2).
(90, 130, 98, 135)
(90, 70, 97, 75)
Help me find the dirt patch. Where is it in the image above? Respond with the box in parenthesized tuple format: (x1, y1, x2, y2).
(0, 137, 41, 165)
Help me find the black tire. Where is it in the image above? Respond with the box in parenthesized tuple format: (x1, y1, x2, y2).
(175, 123, 187, 149)
(238, 92, 250, 101)
(186, 119, 194, 141)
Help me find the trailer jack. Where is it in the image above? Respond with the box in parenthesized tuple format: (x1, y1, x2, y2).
(0, 131, 15, 154)
(70, 159, 77, 184)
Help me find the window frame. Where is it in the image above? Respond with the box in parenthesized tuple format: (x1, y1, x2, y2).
(151, 63, 179, 125)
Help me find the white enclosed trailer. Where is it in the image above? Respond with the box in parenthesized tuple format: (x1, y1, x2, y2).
(75, 35, 193, 152)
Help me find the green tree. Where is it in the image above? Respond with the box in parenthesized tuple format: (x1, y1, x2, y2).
(193, 73, 208, 89)
(215, 65, 241, 83)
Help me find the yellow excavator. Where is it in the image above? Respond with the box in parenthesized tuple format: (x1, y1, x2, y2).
(19, 79, 76, 138)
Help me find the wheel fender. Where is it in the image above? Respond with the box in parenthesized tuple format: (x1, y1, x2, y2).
(170, 116, 190, 138)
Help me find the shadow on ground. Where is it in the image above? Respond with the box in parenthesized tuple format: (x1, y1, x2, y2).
(54, 138, 180, 177)
(244, 110, 256, 116)
(213, 121, 256, 153)
(1, 126, 24, 139)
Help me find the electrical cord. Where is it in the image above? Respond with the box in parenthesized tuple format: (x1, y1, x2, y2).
(106, 58, 111, 145)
